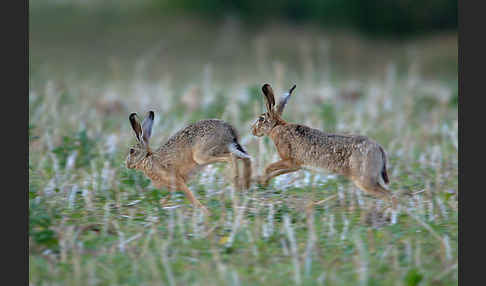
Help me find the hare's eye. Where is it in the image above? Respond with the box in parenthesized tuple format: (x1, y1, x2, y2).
(259, 116, 264, 121)
(129, 148, 135, 154)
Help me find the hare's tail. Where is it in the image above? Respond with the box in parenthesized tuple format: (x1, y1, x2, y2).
(381, 166, 389, 184)
(378, 145, 390, 186)
(228, 142, 251, 159)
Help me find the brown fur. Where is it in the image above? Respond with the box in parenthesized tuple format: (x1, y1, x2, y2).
(127, 114, 251, 215)
(251, 84, 396, 207)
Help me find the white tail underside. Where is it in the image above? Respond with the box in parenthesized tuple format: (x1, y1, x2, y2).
(228, 143, 251, 159)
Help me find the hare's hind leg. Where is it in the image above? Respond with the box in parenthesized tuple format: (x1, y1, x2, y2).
(353, 177, 397, 208)
(230, 154, 242, 192)
(231, 156, 252, 191)
(229, 154, 252, 191)
(194, 149, 242, 191)
(193, 151, 232, 165)
(241, 157, 251, 189)
(226, 142, 252, 190)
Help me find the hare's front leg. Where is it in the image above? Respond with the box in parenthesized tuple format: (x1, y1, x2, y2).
(152, 180, 173, 206)
(159, 192, 172, 206)
(154, 177, 210, 215)
(175, 177, 210, 215)
(260, 159, 300, 186)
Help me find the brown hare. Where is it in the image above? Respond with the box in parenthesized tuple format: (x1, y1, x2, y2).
(251, 83, 397, 207)
(126, 111, 252, 214)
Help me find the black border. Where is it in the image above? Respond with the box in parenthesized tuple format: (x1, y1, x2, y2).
(459, 0, 484, 285)
(4, 0, 28, 284)
(457, 0, 462, 281)
(25, 0, 29, 284)
(26, 0, 29, 284)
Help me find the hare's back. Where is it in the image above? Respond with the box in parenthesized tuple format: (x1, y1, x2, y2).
(284, 124, 378, 173)
(164, 119, 238, 148)
(287, 124, 369, 148)
(197, 119, 240, 145)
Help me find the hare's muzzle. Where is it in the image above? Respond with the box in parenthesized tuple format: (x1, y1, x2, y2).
(250, 123, 258, 136)
(126, 160, 135, 169)
(251, 127, 263, 137)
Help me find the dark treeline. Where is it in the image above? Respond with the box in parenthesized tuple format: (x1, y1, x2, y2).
(150, 0, 457, 36)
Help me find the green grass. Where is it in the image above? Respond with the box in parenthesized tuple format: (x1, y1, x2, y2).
(29, 9, 457, 286)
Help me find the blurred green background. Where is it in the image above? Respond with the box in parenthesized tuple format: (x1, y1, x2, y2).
(154, 0, 457, 35)
(31, 0, 457, 36)
(30, 0, 457, 87)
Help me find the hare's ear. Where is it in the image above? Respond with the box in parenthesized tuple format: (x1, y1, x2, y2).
(276, 84, 296, 116)
(262, 83, 276, 113)
(129, 113, 142, 142)
(141, 111, 154, 144)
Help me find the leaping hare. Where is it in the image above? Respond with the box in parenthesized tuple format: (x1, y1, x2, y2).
(251, 84, 397, 207)
(126, 111, 252, 214)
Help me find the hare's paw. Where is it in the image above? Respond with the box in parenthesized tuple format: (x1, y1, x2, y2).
(252, 175, 271, 189)
(199, 205, 211, 216)
(390, 196, 399, 210)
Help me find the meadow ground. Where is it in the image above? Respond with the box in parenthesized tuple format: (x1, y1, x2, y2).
(29, 11, 458, 286)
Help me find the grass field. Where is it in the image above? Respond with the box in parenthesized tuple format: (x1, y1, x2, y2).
(29, 10, 458, 286)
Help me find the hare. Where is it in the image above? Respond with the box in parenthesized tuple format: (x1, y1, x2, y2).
(126, 111, 252, 214)
(251, 83, 397, 207)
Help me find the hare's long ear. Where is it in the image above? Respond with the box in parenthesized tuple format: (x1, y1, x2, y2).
(141, 111, 154, 145)
(276, 84, 296, 116)
(262, 83, 276, 113)
(129, 113, 142, 142)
